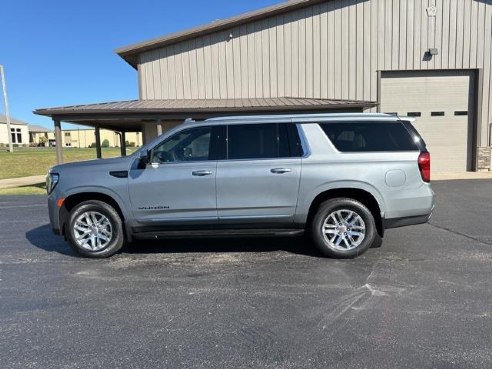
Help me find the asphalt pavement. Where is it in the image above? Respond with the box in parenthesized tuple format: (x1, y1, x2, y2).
(0, 180, 491, 369)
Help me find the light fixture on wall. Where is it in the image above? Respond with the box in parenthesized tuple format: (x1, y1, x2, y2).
(428, 48, 439, 56)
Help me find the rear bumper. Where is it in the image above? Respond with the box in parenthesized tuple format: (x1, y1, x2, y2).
(383, 212, 433, 230)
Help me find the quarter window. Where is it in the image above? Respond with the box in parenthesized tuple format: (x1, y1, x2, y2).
(320, 122, 418, 152)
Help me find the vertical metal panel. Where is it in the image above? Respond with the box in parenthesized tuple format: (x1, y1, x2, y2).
(305, 6, 314, 98)
(420, 0, 428, 70)
(399, 0, 407, 70)
(232, 27, 242, 99)
(269, 17, 278, 98)
(327, 0, 335, 99)
(202, 36, 213, 98)
(239, 25, 249, 98)
(434, 0, 443, 69)
(462, 0, 472, 69)
(455, 0, 465, 69)
(225, 32, 235, 98)
(312, 4, 322, 98)
(448, 0, 458, 69)
(277, 15, 285, 98)
(481, 3, 492, 146)
(470, 1, 479, 68)
(298, 8, 307, 98)
(334, 1, 342, 97)
(391, 0, 400, 70)
(414, 0, 422, 69)
(406, 0, 415, 69)
(362, 0, 370, 100)
(428, 0, 436, 70)
(137, 0, 491, 148)
(320, 2, 328, 98)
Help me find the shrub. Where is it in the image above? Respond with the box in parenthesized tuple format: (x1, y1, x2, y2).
(125, 140, 136, 147)
(101, 139, 110, 148)
(88, 142, 96, 148)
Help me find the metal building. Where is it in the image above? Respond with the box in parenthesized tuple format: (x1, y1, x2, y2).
(36, 0, 492, 172)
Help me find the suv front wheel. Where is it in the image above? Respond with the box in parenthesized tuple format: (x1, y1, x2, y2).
(67, 200, 125, 258)
(311, 198, 376, 258)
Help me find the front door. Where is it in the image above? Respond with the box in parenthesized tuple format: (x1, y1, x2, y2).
(129, 126, 221, 228)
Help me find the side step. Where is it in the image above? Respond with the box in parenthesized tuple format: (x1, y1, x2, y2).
(133, 228, 305, 240)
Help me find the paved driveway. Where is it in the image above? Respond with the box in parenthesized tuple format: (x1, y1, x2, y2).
(0, 180, 491, 369)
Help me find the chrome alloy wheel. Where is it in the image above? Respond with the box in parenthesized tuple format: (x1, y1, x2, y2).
(73, 211, 113, 251)
(322, 209, 366, 251)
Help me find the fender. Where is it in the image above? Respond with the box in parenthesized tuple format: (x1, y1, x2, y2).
(58, 185, 133, 240)
(294, 180, 386, 224)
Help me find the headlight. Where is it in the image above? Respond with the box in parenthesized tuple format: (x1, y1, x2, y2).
(46, 172, 59, 194)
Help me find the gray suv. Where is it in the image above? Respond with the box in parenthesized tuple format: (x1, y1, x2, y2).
(46, 113, 434, 259)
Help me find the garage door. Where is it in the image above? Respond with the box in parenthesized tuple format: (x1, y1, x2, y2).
(381, 70, 475, 172)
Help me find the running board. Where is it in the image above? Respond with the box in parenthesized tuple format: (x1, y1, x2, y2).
(133, 228, 304, 239)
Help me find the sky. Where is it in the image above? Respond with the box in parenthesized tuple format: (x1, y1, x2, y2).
(0, 0, 281, 129)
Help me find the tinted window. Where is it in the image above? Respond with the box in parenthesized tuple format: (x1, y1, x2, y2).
(152, 126, 212, 163)
(320, 122, 418, 152)
(227, 123, 301, 160)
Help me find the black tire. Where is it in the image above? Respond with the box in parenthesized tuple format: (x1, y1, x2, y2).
(310, 198, 376, 259)
(66, 200, 125, 258)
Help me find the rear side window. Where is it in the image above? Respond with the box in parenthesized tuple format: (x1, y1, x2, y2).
(319, 122, 419, 152)
(227, 123, 302, 160)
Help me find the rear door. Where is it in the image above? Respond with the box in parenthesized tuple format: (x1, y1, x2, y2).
(216, 123, 303, 226)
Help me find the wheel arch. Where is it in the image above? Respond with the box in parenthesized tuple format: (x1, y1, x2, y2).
(306, 188, 384, 238)
(59, 192, 127, 238)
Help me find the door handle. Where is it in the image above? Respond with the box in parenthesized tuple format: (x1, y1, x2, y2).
(270, 168, 292, 174)
(192, 170, 213, 176)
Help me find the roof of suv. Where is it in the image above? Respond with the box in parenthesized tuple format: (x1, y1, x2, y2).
(187, 113, 400, 125)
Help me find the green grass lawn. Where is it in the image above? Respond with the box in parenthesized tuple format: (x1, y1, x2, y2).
(0, 147, 127, 180)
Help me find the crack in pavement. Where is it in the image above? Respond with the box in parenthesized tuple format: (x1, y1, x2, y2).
(429, 222, 492, 247)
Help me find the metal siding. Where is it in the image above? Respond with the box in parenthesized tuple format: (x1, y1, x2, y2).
(138, 0, 491, 148)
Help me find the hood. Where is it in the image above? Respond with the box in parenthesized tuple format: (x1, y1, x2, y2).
(49, 155, 134, 173)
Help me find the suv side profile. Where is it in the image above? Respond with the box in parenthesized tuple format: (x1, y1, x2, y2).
(46, 113, 434, 259)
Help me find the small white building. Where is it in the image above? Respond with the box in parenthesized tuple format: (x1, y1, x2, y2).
(0, 114, 29, 147)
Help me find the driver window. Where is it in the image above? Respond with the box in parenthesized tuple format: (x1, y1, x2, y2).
(151, 126, 212, 163)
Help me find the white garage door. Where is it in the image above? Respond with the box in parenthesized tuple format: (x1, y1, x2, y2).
(381, 70, 475, 172)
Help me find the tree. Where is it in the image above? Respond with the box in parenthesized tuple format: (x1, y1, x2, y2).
(101, 139, 110, 148)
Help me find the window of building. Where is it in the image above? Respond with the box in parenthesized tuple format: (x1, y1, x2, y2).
(11, 128, 22, 144)
(319, 122, 419, 152)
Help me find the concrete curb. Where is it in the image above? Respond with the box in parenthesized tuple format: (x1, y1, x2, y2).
(433, 172, 492, 181)
(0, 175, 46, 189)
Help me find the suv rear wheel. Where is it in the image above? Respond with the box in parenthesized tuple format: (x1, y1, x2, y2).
(67, 200, 124, 258)
(311, 198, 376, 258)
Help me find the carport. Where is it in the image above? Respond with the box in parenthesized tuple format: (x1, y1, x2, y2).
(34, 97, 377, 164)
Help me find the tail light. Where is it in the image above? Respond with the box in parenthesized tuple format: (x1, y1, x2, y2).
(418, 151, 431, 183)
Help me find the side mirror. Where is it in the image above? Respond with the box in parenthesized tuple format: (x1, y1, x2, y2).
(137, 150, 151, 169)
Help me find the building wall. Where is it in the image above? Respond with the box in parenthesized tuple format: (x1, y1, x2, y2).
(50, 129, 142, 148)
(138, 0, 492, 147)
(0, 123, 29, 145)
